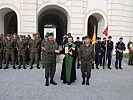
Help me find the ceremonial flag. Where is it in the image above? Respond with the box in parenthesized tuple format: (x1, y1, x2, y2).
(103, 27, 108, 36)
(92, 25, 96, 44)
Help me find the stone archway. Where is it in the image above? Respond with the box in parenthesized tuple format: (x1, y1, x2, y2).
(0, 6, 19, 35)
(38, 5, 70, 45)
(87, 13, 105, 38)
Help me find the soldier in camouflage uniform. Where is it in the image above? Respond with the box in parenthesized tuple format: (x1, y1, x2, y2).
(0, 36, 4, 69)
(36, 33, 42, 61)
(4, 35, 16, 69)
(16, 36, 27, 69)
(41, 34, 48, 69)
(28, 34, 40, 69)
(79, 36, 94, 85)
(12, 33, 18, 65)
(44, 33, 59, 86)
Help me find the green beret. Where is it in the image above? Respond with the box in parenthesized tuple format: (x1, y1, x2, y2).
(46, 32, 53, 36)
(84, 36, 90, 39)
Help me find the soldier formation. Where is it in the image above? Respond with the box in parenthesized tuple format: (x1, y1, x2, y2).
(0, 32, 132, 86)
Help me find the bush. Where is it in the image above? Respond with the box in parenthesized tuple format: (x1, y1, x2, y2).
(123, 53, 129, 58)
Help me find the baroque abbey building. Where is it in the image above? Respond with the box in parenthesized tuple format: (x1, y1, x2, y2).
(0, 0, 133, 45)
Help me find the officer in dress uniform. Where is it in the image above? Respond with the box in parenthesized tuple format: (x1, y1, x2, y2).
(115, 37, 126, 69)
(106, 36, 114, 69)
(75, 37, 82, 69)
(95, 37, 102, 69)
(101, 38, 106, 68)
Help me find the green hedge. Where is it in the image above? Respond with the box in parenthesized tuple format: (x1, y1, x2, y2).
(123, 53, 129, 58)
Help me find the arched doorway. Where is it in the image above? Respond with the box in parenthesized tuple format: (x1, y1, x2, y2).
(87, 13, 105, 38)
(38, 5, 69, 45)
(0, 8, 18, 34)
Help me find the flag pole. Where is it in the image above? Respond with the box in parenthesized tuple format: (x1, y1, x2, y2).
(103, 27, 108, 69)
(92, 25, 96, 69)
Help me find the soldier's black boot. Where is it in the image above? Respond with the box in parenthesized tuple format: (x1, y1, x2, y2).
(92, 64, 94, 69)
(50, 78, 57, 85)
(86, 78, 90, 85)
(30, 65, 33, 69)
(0, 65, 2, 69)
(4, 65, 9, 69)
(45, 78, 49, 86)
(23, 66, 26, 69)
(108, 65, 112, 69)
(18, 65, 21, 69)
(37, 64, 40, 69)
(96, 65, 99, 69)
(82, 78, 85, 85)
(128, 61, 131, 65)
(13, 66, 16, 69)
(42, 66, 45, 69)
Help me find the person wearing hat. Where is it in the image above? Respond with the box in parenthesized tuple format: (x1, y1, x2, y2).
(28, 34, 40, 69)
(75, 37, 82, 69)
(79, 36, 94, 85)
(95, 37, 102, 69)
(101, 37, 107, 68)
(0, 36, 4, 69)
(82, 37, 85, 44)
(36, 33, 42, 62)
(16, 36, 27, 69)
(115, 37, 126, 69)
(44, 32, 59, 86)
(4, 34, 16, 69)
(41, 34, 48, 69)
(106, 36, 114, 69)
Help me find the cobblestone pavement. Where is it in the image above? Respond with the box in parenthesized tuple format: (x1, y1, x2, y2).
(0, 57, 133, 100)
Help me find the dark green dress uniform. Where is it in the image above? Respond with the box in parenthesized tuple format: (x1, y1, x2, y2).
(28, 38, 40, 69)
(44, 40, 58, 86)
(2, 39, 6, 64)
(41, 40, 46, 68)
(16, 39, 27, 69)
(79, 43, 94, 85)
(36, 38, 42, 61)
(0, 39, 4, 69)
(4, 39, 16, 69)
(127, 41, 133, 65)
(12, 38, 18, 65)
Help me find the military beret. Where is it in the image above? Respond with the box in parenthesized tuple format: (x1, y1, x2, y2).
(82, 37, 85, 40)
(6, 34, 11, 37)
(96, 37, 101, 40)
(84, 36, 90, 39)
(76, 37, 79, 39)
(119, 37, 123, 39)
(46, 32, 53, 36)
(33, 34, 36, 36)
(108, 36, 112, 38)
